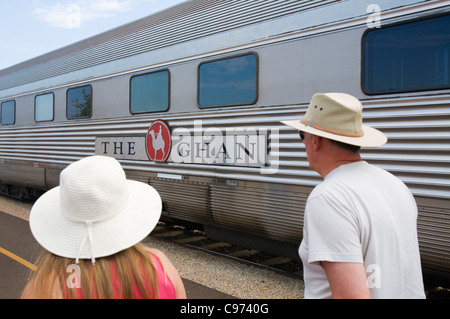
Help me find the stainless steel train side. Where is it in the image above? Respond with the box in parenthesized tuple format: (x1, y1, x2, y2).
(0, 0, 449, 279)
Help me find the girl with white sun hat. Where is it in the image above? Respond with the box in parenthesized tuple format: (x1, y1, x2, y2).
(22, 155, 186, 299)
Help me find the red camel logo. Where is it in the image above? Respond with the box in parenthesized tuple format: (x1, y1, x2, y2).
(146, 120, 172, 163)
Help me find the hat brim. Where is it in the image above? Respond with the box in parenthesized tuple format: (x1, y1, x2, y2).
(30, 180, 162, 260)
(281, 120, 387, 148)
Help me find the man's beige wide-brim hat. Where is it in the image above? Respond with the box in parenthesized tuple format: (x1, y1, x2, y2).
(282, 93, 387, 147)
(30, 155, 162, 263)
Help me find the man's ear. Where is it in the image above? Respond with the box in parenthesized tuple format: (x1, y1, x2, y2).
(311, 135, 322, 151)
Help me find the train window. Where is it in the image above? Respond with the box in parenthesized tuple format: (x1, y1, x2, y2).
(363, 14, 450, 94)
(67, 85, 92, 120)
(35, 93, 54, 122)
(198, 53, 258, 108)
(130, 70, 169, 114)
(1, 100, 15, 125)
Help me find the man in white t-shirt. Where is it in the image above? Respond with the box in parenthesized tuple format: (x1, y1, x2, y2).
(282, 93, 425, 299)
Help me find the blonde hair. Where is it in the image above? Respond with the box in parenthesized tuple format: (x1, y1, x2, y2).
(23, 243, 158, 299)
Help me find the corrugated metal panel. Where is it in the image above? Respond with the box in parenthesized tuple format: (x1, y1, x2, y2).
(149, 178, 210, 223)
(210, 184, 305, 243)
(0, 0, 339, 91)
(0, 96, 449, 198)
(0, 161, 46, 189)
(360, 98, 450, 199)
(417, 206, 450, 273)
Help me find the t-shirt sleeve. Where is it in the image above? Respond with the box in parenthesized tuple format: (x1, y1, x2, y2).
(305, 194, 364, 264)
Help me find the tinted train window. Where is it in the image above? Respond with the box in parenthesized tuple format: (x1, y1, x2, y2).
(130, 70, 169, 114)
(363, 14, 450, 94)
(1, 100, 15, 125)
(67, 85, 92, 120)
(198, 53, 258, 107)
(35, 93, 54, 122)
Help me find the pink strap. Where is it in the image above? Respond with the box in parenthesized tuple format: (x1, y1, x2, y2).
(151, 254, 176, 299)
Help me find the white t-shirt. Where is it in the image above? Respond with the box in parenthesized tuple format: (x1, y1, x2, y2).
(299, 161, 425, 299)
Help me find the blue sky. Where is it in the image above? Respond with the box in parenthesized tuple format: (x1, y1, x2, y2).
(0, 0, 186, 70)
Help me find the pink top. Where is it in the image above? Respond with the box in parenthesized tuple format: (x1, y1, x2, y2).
(66, 253, 176, 299)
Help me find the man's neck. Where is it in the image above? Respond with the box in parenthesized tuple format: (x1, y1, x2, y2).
(320, 158, 362, 178)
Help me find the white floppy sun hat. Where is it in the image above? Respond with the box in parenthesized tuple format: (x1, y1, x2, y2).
(30, 155, 162, 264)
(282, 93, 387, 147)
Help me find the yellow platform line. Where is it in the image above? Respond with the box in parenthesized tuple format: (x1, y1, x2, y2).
(0, 246, 37, 271)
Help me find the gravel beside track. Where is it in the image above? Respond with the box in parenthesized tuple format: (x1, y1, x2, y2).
(0, 195, 33, 221)
(1, 195, 304, 299)
(143, 236, 304, 299)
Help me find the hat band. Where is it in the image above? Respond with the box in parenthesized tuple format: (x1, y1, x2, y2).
(300, 119, 364, 138)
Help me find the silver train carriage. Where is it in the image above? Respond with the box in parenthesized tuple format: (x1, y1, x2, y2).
(0, 0, 449, 280)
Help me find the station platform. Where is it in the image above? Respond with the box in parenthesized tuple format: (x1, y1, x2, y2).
(183, 279, 236, 299)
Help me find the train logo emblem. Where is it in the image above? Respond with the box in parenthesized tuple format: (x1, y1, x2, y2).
(146, 120, 172, 163)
